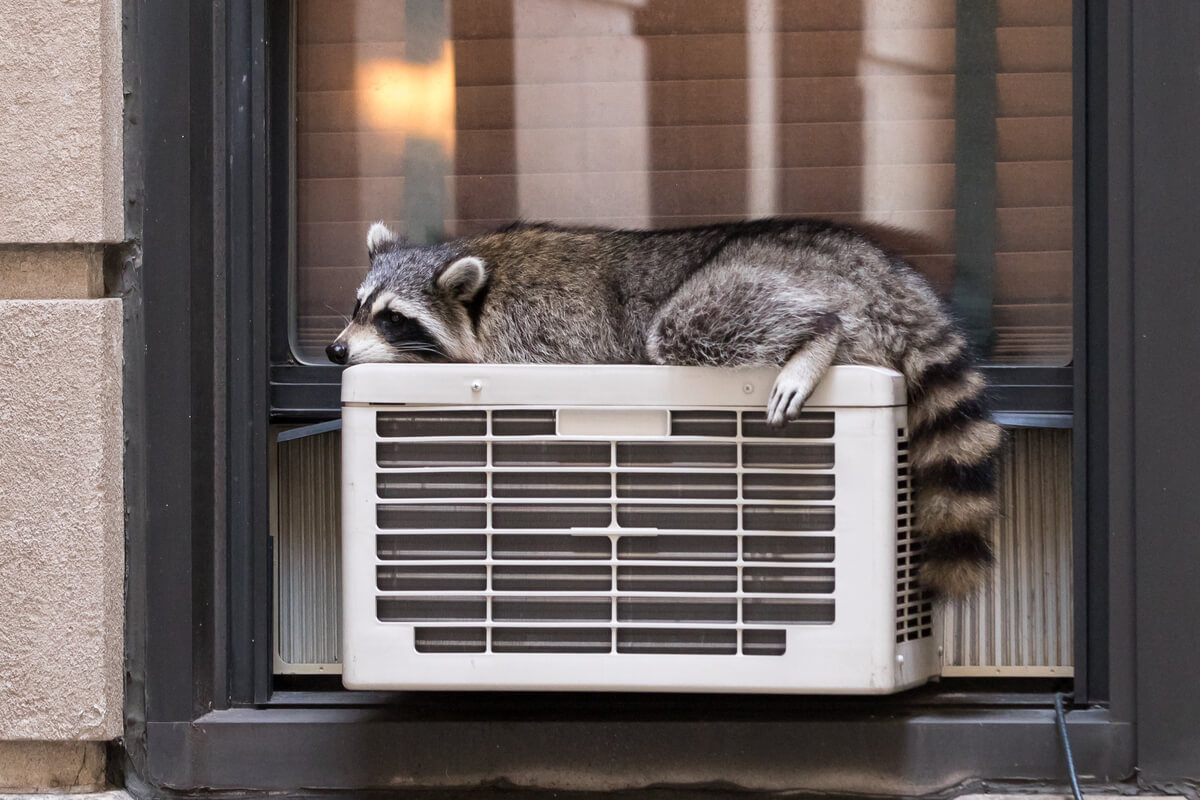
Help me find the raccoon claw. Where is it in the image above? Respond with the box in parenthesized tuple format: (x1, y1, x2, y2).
(766, 381, 809, 428)
(767, 370, 816, 428)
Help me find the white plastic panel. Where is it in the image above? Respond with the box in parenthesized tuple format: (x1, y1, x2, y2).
(339, 364, 938, 694)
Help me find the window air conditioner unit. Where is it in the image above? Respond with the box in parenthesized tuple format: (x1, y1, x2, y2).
(340, 363, 938, 694)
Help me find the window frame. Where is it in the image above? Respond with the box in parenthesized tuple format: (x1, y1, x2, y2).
(268, 0, 1073, 427)
(125, 0, 1200, 791)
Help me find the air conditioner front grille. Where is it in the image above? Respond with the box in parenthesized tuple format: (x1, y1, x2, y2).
(340, 364, 935, 693)
(370, 407, 843, 657)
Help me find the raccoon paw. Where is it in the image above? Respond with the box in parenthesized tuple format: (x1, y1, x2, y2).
(766, 367, 818, 428)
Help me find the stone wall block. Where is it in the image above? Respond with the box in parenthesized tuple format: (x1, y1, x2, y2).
(0, 299, 123, 740)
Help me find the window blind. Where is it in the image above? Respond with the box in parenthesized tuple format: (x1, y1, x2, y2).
(293, 0, 1071, 365)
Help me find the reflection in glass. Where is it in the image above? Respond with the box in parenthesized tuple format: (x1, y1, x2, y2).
(294, 0, 1072, 366)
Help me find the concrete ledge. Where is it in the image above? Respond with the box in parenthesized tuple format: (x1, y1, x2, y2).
(0, 247, 104, 300)
(0, 742, 107, 793)
(0, 300, 123, 740)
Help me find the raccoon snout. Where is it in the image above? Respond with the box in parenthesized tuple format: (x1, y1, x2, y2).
(326, 342, 349, 364)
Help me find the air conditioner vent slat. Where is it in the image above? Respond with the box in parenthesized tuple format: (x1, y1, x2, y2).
(742, 567, 836, 595)
(742, 628, 788, 656)
(492, 534, 612, 560)
(492, 409, 556, 436)
(376, 565, 487, 592)
(742, 535, 836, 562)
(670, 410, 737, 437)
(617, 598, 738, 623)
(492, 565, 613, 592)
(616, 504, 738, 530)
(616, 442, 737, 468)
(377, 410, 487, 438)
(616, 566, 738, 594)
(617, 472, 738, 499)
(376, 533, 487, 560)
(617, 628, 738, 655)
(377, 441, 486, 467)
(341, 365, 940, 692)
(741, 411, 835, 439)
(414, 627, 487, 653)
(616, 534, 737, 562)
(743, 598, 836, 624)
(494, 441, 612, 467)
(377, 596, 486, 622)
(742, 473, 835, 501)
(493, 472, 611, 498)
(492, 504, 612, 529)
(492, 627, 612, 654)
(742, 443, 835, 469)
(742, 505, 835, 532)
(493, 596, 612, 622)
(377, 472, 487, 499)
(377, 504, 488, 530)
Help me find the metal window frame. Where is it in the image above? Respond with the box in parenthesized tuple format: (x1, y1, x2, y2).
(123, 0, 1200, 793)
(265, 0, 1071, 427)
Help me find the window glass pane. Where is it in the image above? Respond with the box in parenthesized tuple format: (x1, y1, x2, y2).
(293, 0, 1072, 366)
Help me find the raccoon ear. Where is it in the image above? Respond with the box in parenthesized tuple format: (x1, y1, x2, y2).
(366, 222, 400, 258)
(436, 256, 487, 302)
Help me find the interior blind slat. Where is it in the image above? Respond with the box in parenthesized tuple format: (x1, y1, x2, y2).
(451, 0, 957, 39)
(299, 28, 1069, 91)
(296, 116, 1069, 179)
(446, 0, 1067, 39)
(447, 0, 1064, 39)
(296, 204, 1072, 261)
(297, 162, 1067, 227)
(297, 73, 1070, 133)
(297, 0, 406, 44)
(997, 0, 1072, 28)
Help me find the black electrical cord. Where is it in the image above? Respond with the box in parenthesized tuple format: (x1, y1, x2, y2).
(1055, 692, 1084, 800)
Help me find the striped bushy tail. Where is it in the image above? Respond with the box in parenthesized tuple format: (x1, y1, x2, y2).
(901, 342, 1003, 599)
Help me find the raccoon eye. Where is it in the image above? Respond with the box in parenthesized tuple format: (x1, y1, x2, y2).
(388, 311, 402, 324)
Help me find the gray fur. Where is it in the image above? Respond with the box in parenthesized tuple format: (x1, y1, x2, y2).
(332, 219, 1002, 598)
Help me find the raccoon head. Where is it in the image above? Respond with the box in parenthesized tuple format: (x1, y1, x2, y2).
(326, 222, 488, 365)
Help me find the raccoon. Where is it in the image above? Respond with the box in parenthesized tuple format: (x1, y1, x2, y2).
(329, 219, 1001, 598)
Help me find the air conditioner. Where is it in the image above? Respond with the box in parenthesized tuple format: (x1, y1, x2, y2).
(340, 363, 939, 694)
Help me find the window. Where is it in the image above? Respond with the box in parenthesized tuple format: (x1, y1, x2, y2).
(273, 0, 1077, 683)
(131, 0, 1200, 789)
(289, 0, 1072, 368)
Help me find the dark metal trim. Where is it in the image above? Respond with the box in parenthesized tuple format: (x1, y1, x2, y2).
(132, 0, 215, 726)
(1076, 0, 1136, 719)
(1071, 0, 1092, 707)
(268, 0, 294, 366)
(1128, 2, 1200, 779)
(1097, 0, 1136, 729)
(225, 0, 274, 706)
(144, 707, 1132, 794)
(277, 418, 342, 443)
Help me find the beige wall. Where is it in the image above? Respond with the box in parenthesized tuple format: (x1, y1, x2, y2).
(0, 0, 123, 243)
(0, 0, 125, 791)
(0, 246, 105, 299)
(0, 300, 124, 742)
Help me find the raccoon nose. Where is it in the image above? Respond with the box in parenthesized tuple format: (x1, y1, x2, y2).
(326, 342, 349, 364)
